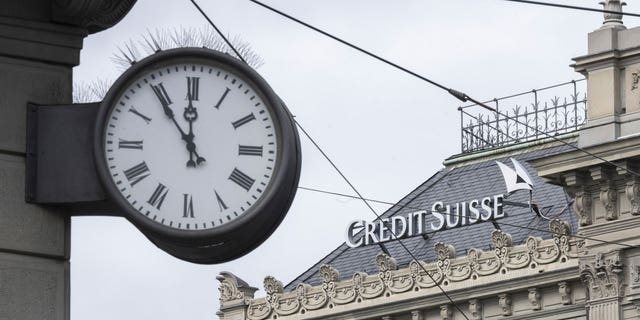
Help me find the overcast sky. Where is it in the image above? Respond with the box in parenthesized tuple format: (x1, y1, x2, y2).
(71, 1, 640, 319)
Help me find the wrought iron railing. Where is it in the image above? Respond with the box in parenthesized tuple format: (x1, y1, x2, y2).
(459, 79, 587, 153)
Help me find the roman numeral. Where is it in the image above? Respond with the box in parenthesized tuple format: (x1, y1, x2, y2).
(229, 168, 255, 191)
(128, 106, 151, 124)
(232, 113, 256, 129)
(186, 77, 199, 101)
(213, 87, 231, 109)
(183, 194, 195, 218)
(147, 183, 169, 209)
(238, 145, 263, 157)
(123, 162, 150, 186)
(214, 190, 228, 212)
(151, 83, 172, 107)
(118, 139, 143, 150)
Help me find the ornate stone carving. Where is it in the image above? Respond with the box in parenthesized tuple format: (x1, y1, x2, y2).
(632, 264, 640, 285)
(492, 230, 512, 264)
(435, 243, 456, 277)
(411, 310, 423, 320)
(550, 219, 572, 257)
(377, 253, 397, 288)
(217, 272, 257, 305)
(573, 190, 592, 226)
(580, 250, 625, 301)
(528, 288, 541, 311)
(238, 234, 577, 320)
(320, 265, 340, 283)
(52, 0, 138, 34)
(498, 293, 512, 316)
(627, 179, 640, 215)
(599, 0, 627, 28)
(263, 276, 285, 313)
(468, 299, 482, 320)
(633, 70, 640, 91)
(558, 281, 572, 305)
(440, 304, 452, 320)
(376, 253, 398, 272)
(320, 265, 340, 300)
(264, 276, 283, 295)
(600, 184, 618, 220)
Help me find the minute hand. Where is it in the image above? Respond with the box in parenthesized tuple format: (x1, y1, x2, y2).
(151, 84, 188, 137)
(151, 83, 206, 169)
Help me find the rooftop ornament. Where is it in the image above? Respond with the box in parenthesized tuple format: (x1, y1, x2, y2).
(600, 0, 626, 29)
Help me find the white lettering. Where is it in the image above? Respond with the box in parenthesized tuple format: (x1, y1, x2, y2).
(431, 202, 446, 231)
(468, 199, 480, 224)
(493, 194, 505, 219)
(379, 219, 391, 242)
(345, 220, 364, 248)
(391, 216, 407, 240)
(364, 222, 379, 245)
(446, 204, 460, 229)
(481, 196, 493, 221)
(413, 210, 426, 234)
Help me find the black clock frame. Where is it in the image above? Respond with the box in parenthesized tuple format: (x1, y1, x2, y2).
(94, 48, 301, 262)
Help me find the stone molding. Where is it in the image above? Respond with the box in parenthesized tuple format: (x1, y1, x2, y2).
(51, 0, 137, 34)
(241, 220, 578, 320)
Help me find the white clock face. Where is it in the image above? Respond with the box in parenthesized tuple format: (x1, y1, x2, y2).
(103, 62, 278, 231)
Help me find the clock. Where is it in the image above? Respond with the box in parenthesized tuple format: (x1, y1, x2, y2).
(94, 48, 301, 263)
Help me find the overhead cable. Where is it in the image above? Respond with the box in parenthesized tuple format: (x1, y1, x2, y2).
(504, 0, 640, 18)
(248, 0, 640, 178)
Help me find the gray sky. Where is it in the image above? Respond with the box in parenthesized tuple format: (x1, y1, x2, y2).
(71, 1, 638, 319)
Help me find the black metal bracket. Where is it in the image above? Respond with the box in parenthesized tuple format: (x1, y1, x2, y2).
(25, 102, 119, 216)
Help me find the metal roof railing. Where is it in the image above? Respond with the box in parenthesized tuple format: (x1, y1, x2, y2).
(459, 79, 587, 153)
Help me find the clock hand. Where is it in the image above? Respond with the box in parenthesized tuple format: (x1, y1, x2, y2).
(151, 83, 204, 167)
(183, 99, 206, 167)
(151, 84, 188, 137)
(183, 78, 206, 167)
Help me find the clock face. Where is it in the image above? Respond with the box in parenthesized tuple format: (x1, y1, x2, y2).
(101, 60, 279, 231)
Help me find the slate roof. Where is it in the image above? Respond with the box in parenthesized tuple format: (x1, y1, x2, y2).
(285, 143, 578, 290)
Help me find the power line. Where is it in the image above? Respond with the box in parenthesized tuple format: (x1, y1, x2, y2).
(294, 122, 471, 319)
(248, 0, 640, 178)
(188, 1, 471, 317)
(189, 1, 636, 315)
(298, 185, 639, 249)
(189, 0, 247, 64)
(503, 0, 640, 18)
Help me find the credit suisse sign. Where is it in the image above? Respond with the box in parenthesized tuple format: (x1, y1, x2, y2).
(345, 158, 534, 248)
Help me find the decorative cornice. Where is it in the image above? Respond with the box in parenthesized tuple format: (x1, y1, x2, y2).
(242, 221, 579, 320)
(51, 0, 137, 34)
(217, 272, 258, 309)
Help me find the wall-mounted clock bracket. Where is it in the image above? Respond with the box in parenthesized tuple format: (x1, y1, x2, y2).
(25, 102, 118, 215)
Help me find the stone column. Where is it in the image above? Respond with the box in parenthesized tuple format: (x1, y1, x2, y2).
(531, 2, 640, 320)
(0, 1, 135, 320)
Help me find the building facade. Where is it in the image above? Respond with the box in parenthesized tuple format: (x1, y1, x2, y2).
(217, 2, 640, 319)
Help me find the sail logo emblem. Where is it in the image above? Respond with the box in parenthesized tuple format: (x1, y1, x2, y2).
(495, 158, 534, 195)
